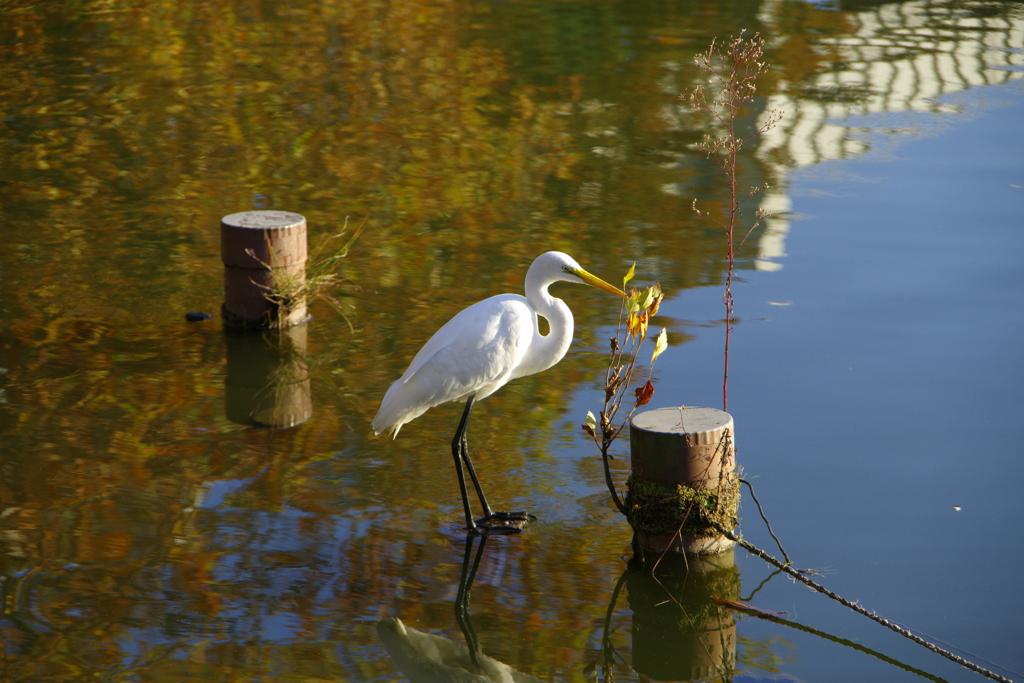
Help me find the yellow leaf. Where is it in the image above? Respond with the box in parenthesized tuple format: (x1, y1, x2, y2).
(649, 284, 663, 316)
(650, 294, 662, 318)
(652, 328, 668, 362)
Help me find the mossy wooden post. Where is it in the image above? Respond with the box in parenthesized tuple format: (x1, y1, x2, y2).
(221, 210, 308, 330)
(627, 406, 739, 556)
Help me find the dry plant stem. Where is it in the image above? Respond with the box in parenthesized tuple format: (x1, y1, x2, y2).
(688, 33, 781, 410)
(598, 330, 642, 515)
(592, 287, 664, 515)
(602, 450, 626, 515)
(712, 522, 1017, 683)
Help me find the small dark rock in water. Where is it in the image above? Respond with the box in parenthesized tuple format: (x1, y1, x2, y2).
(185, 312, 212, 322)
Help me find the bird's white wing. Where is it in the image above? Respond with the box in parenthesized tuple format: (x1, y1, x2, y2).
(372, 294, 535, 436)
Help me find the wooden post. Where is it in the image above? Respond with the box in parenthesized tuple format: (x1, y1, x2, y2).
(221, 211, 308, 330)
(627, 406, 738, 556)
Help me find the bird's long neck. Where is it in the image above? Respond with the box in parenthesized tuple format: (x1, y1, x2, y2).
(520, 271, 574, 377)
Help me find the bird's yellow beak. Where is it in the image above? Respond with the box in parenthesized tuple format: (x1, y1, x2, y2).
(567, 267, 626, 298)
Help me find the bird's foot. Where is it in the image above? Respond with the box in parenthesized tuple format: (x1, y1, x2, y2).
(472, 511, 535, 535)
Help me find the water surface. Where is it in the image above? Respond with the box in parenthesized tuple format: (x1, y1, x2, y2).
(2, 0, 1023, 681)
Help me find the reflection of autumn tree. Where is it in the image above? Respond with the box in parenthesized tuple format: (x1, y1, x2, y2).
(466, 0, 791, 286)
(0, 0, 624, 459)
(1, 481, 631, 680)
(0, 0, 587, 508)
(0, 0, 592, 315)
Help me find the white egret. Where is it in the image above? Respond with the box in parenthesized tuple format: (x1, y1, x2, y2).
(372, 251, 625, 533)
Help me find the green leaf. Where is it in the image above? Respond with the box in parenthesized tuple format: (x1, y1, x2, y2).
(638, 286, 655, 312)
(623, 263, 635, 289)
(626, 291, 642, 316)
(652, 327, 668, 362)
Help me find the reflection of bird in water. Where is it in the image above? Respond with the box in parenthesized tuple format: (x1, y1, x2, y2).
(377, 617, 545, 683)
(372, 251, 625, 533)
(378, 535, 544, 682)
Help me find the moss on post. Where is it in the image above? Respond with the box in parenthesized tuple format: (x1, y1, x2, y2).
(625, 472, 740, 538)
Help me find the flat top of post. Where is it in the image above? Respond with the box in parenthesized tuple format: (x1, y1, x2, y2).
(222, 211, 305, 230)
(631, 406, 732, 435)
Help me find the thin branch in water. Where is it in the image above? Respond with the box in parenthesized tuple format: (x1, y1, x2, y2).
(740, 478, 791, 565)
(714, 522, 1018, 683)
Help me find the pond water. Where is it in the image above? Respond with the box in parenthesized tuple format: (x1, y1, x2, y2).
(2, 0, 1023, 682)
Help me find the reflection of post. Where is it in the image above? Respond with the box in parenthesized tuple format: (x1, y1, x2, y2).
(224, 325, 312, 428)
(221, 211, 308, 330)
(627, 406, 739, 555)
(626, 550, 739, 681)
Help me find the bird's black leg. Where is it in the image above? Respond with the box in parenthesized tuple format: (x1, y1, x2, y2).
(451, 395, 533, 534)
(457, 402, 495, 519)
(451, 396, 479, 532)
